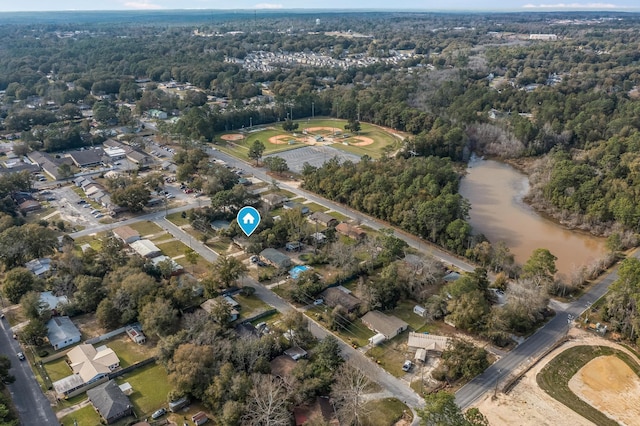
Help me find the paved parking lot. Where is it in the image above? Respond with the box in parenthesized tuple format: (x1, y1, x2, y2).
(264, 145, 361, 173)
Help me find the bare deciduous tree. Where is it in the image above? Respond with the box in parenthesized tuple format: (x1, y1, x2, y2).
(243, 374, 292, 426)
(331, 361, 375, 425)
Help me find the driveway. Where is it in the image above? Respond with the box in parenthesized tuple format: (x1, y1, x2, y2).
(0, 316, 58, 425)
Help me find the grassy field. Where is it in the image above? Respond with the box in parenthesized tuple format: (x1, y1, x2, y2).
(235, 294, 272, 320)
(115, 363, 172, 417)
(537, 345, 640, 426)
(363, 398, 412, 426)
(328, 211, 351, 222)
(390, 300, 429, 331)
(128, 221, 164, 237)
(44, 358, 72, 382)
(60, 404, 101, 426)
(105, 336, 154, 367)
(166, 211, 191, 226)
(303, 201, 329, 213)
(216, 118, 400, 161)
(156, 240, 190, 258)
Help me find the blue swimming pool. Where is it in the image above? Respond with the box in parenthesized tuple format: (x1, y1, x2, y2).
(289, 265, 310, 279)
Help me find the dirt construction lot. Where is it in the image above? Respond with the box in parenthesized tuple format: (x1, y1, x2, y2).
(475, 328, 640, 426)
(569, 355, 640, 425)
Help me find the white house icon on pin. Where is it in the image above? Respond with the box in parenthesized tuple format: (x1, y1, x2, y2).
(242, 213, 255, 225)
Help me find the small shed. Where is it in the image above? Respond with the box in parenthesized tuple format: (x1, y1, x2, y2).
(415, 348, 427, 363)
(284, 346, 308, 361)
(368, 333, 386, 346)
(413, 305, 427, 318)
(191, 411, 209, 425)
(118, 382, 133, 396)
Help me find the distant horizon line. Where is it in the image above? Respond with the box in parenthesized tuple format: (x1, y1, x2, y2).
(1, 8, 639, 13)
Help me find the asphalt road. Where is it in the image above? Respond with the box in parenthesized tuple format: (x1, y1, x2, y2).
(0, 317, 59, 426)
(455, 254, 631, 409)
(156, 217, 425, 413)
(206, 148, 476, 273)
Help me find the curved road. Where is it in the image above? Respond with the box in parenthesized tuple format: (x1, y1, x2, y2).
(0, 316, 58, 426)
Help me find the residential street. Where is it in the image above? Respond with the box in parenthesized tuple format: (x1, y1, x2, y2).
(0, 315, 59, 426)
(67, 146, 628, 420)
(155, 217, 425, 419)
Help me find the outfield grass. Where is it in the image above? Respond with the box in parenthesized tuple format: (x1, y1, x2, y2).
(116, 363, 172, 416)
(60, 404, 101, 426)
(128, 221, 164, 237)
(537, 345, 639, 426)
(363, 398, 411, 426)
(216, 118, 400, 161)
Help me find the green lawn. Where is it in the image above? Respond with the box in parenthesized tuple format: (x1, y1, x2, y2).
(105, 337, 154, 367)
(44, 358, 72, 382)
(73, 234, 104, 251)
(249, 310, 281, 326)
(208, 237, 232, 253)
(390, 300, 428, 331)
(537, 345, 639, 426)
(303, 202, 329, 213)
(128, 221, 164, 237)
(235, 294, 271, 319)
(216, 118, 399, 161)
(116, 363, 172, 417)
(363, 398, 412, 426)
(157, 240, 190, 258)
(328, 211, 351, 222)
(60, 404, 102, 426)
(166, 211, 191, 226)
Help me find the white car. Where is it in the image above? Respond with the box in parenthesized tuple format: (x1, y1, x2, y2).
(402, 360, 413, 372)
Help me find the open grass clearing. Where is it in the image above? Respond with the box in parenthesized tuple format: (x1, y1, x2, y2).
(104, 335, 154, 367)
(390, 300, 429, 331)
(208, 237, 232, 253)
(73, 234, 103, 251)
(115, 362, 172, 417)
(156, 240, 190, 258)
(302, 201, 329, 213)
(537, 345, 638, 426)
(363, 398, 412, 426)
(60, 403, 102, 426)
(235, 294, 272, 320)
(44, 358, 72, 382)
(128, 220, 164, 237)
(166, 211, 191, 226)
(328, 211, 351, 222)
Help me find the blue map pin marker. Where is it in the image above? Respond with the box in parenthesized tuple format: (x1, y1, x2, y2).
(237, 206, 261, 236)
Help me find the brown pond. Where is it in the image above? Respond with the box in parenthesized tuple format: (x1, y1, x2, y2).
(459, 156, 606, 277)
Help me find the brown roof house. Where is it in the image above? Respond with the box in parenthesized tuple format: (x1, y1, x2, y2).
(293, 397, 339, 426)
(87, 380, 133, 424)
(361, 310, 408, 341)
(335, 223, 366, 240)
(320, 287, 361, 313)
(112, 226, 141, 245)
(308, 211, 338, 228)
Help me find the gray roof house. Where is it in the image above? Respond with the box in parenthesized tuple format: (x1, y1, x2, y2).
(261, 193, 287, 209)
(320, 287, 362, 312)
(46, 316, 82, 350)
(260, 248, 291, 269)
(68, 149, 103, 168)
(87, 380, 133, 424)
(361, 310, 409, 340)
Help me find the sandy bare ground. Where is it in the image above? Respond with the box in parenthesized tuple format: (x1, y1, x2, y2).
(569, 355, 640, 426)
(267, 134, 304, 145)
(475, 328, 640, 426)
(351, 136, 375, 146)
(221, 133, 244, 141)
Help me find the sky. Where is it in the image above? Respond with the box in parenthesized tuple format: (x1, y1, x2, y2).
(1, 1, 639, 12)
